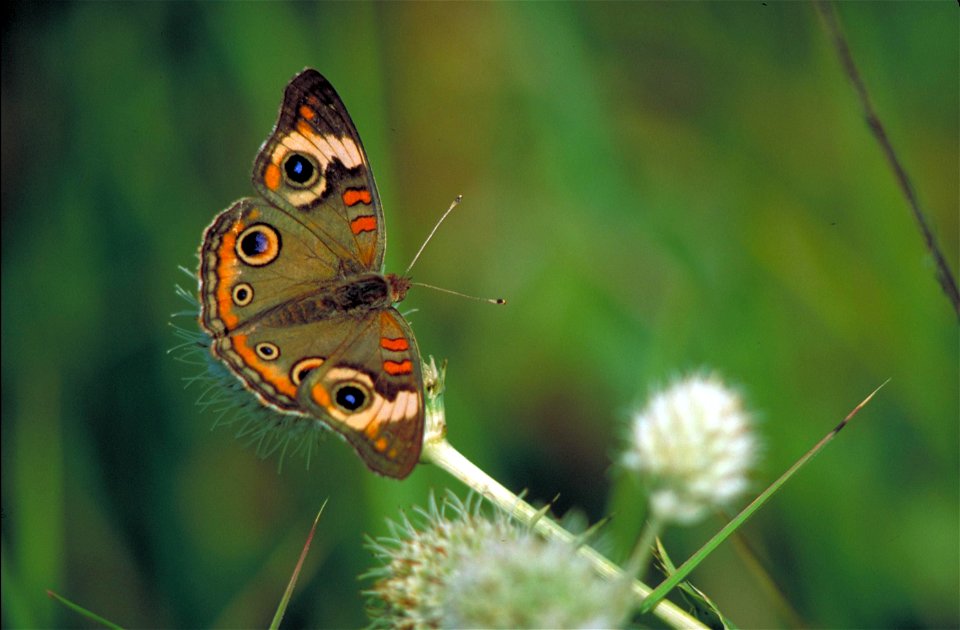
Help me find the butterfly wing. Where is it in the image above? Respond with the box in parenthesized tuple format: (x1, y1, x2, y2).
(252, 69, 386, 273)
(199, 201, 424, 477)
(198, 70, 424, 478)
(298, 308, 424, 478)
(200, 199, 347, 409)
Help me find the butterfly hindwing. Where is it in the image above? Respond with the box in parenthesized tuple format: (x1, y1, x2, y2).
(297, 308, 424, 478)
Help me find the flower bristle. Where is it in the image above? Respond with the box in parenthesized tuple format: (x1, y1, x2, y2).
(363, 492, 630, 629)
(170, 280, 332, 470)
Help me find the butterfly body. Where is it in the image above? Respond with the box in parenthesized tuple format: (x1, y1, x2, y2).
(198, 70, 424, 479)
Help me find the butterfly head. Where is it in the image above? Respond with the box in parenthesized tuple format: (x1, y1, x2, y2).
(386, 274, 412, 304)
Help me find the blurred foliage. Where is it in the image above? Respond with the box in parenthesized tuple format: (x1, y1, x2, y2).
(2, 2, 957, 628)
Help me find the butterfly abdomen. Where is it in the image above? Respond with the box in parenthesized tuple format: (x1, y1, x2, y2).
(261, 273, 403, 326)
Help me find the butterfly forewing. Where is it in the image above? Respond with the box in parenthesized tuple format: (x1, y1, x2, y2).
(252, 69, 386, 273)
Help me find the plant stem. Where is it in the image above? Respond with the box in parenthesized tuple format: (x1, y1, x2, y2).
(815, 1, 960, 318)
(624, 514, 664, 581)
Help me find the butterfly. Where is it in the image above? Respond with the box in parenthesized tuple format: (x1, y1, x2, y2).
(198, 69, 423, 479)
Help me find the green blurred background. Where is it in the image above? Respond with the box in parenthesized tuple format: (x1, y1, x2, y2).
(2, 3, 957, 628)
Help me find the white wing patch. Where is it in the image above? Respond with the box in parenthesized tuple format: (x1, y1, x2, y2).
(270, 131, 364, 207)
(310, 367, 419, 431)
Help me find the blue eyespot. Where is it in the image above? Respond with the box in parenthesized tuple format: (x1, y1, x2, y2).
(235, 223, 281, 267)
(241, 231, 269, 256)
(284, 153, 315, 185)
(336, 385, 366, 412)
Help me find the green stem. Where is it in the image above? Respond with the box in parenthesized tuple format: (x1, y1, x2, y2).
(624, 514, 664, 581)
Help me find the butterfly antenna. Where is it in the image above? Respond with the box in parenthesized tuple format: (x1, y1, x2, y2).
(412, 282, 506, 305)
(405, 195, 463, 275)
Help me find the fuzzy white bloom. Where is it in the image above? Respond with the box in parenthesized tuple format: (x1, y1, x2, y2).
(365, 494, 630, 629)
(441, 525, 629, 629)
(622, 374, 757, 525)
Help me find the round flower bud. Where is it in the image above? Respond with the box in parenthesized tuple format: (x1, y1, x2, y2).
(622, 374, 757, 525)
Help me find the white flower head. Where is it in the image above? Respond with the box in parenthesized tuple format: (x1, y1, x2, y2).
(622, 373, 758, 525)
(365, 493, 630, 629)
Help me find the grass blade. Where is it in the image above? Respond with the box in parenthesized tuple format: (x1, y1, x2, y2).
(640, 380, 889, 613)
(269, 500, 328, 630)
(46, 590, 123, 630)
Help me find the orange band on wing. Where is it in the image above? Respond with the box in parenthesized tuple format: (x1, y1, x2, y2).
(297, 120, 321, 139)
(383, 360, 413, 375)
(299, 105, 317, 120)
(380, 337, 409, 352)
(264, 163, 281, 191)
(233, 335, 297, 398)
(310, 382, 331, 408)
(342, 188, 372, 206)
(215, 225, 242, 330)
(350, 215, 377, 234)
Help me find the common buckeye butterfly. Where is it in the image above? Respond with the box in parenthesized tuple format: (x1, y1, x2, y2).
(198, 69, 423, 478)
